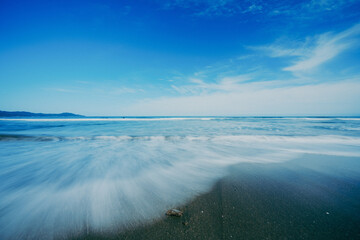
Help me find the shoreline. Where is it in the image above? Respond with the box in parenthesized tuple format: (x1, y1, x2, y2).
(73, 154, 360, 239)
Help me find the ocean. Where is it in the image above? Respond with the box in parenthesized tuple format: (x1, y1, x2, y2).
(0, 117, 360, 239)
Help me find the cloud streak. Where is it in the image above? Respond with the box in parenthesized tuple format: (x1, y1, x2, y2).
(284, 24, 360, 73)
(126, 80, 360, 116)
(171, 74, 253, 95)
(254, 23, 360, 74)
(160, 0, 359, 18)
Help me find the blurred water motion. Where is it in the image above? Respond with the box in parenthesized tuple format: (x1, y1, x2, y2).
(0, 117, 360, 239)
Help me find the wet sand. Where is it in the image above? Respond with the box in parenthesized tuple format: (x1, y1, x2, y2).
(74, 154, 360, 240)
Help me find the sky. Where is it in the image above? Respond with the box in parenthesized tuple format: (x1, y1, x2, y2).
(1, 0, 360, 116)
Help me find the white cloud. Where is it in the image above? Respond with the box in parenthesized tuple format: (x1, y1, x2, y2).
(256, 23, 360, 74)
(125, 80, 360, 116)
(161, 0, 359, 18)
(171, 74, 253, 95)
(269, 0, 359, 18)
(304, 0, 357, 12)
(242, 4, 263, 14)
(76, 80, 91, 85)
(162, 0, 238, 16)
(110, 87, 143, 95)
(46, 88, 78, 93)
(252, 41, 310, 58)
(46, 84, 142, 96)
(284, 24, 360, 72)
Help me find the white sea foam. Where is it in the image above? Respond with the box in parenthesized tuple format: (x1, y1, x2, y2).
(1, 131, 360, 239)
(5, 134, 360, 145)
(0, 117, 215, 122)
(2, 117, 360, 122)
(337, 118, 360, 121)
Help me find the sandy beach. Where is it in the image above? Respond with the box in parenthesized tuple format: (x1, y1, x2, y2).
(73, 154, 360, 240)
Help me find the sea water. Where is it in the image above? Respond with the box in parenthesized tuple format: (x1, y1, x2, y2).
(0, 117, 360, 239)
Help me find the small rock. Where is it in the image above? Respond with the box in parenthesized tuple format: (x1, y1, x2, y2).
(166, 209, 183, 217)
(182, 221, 188, 226)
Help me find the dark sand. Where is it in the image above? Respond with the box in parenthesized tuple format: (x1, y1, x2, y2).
(74, 154, 360, 240)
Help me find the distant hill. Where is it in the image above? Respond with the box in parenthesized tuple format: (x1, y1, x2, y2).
(0, 110, 83, 117)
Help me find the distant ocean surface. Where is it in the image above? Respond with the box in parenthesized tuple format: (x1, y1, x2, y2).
(1, 117, 360, 239)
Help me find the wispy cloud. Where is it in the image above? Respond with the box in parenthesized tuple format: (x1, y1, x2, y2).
(46, 84, 143, 96)
(171, 74, 254, 95)
(255, 23, 360, 74)
(160, 0, 359, 18)
(284, 24, 360, 73)
(304, 0, 357, 12)
(269, 0, 359, 18)
(251, 41, 310, 58)
(126, 80, 360, 116)
(46, 88, 78, 93)
(110, 87, 144, 95)
(242, 4, 263, 14)
(162, 0, 240, 17)
(76, 80, 92, 85)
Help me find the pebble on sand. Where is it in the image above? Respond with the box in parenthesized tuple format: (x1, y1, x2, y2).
(166, 209, 183, 217)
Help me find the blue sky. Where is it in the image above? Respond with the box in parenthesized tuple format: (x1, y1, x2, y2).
(1, 0, 360, 116)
